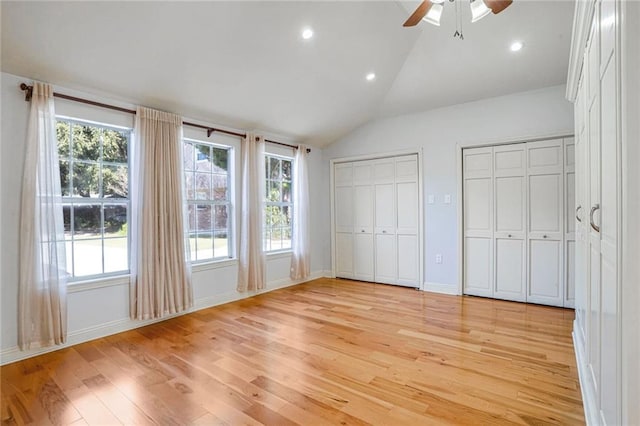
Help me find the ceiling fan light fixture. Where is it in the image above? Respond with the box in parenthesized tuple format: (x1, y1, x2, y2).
(422, 3, 443, 26)
(470, 0, 492, 23)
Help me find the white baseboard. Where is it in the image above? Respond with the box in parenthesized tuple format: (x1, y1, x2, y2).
(423, 281, 460, 295)
(573, 324, 598, 425)
(0, 270, 326, 366)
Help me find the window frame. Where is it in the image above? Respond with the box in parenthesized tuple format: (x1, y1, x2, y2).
(183, 137, 235, 264)
(264, 153, 294, 254)
(57, 117, 132, 282)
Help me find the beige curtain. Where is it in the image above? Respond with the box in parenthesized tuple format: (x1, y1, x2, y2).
(19, 82, 68, 350)
(238, 133, 266, 292)
(130, 106, 192, 320)
(290, 145, 311, 280)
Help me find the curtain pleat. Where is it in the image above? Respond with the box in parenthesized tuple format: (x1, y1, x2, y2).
(290, 145, 311, 280)
(130, 106, 192, 320)
(238, 133, 266, 292)
(19, 81, 68, 350)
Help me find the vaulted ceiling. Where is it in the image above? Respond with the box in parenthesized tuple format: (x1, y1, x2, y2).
(1, 1, 575, 147)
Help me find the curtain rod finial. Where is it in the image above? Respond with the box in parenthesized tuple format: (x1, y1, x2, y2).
(19, 83, 33, 101)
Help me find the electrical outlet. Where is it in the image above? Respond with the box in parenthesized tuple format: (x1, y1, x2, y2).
(435, 254, 442, 264)
(428, 194, 435, 204)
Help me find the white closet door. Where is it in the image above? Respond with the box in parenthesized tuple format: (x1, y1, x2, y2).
(374, 158, 397, 283)
(527, 139, 564, 306)
(599, 36, 618, 425)
(564, 138, 576, 308)
(463, 147, 494, 297)
(493, 144, 526, 302)
(396, 155, 419, 287)
(334, 163, 354, 278)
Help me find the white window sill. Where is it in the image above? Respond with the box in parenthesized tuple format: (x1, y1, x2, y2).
(266, 250, 292, 260)
(68, 274, 130, 293)
(191, 258, 238, 272)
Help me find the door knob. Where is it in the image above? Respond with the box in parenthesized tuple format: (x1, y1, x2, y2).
(543, 235, 547, 239)
(576, 205, 582, 222)
(508, 234, 512, 238)
(382, 230, 387, 234)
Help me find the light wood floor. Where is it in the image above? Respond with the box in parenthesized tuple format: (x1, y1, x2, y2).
(1, 278, 584, 425)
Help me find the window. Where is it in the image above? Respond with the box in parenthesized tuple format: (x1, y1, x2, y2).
(57, 119, 130, 279)
(183, 139, 232, 262)
(264, 154, 293, 252)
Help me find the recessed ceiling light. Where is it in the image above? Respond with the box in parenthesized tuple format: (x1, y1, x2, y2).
(302, 28, 314, 40)
(510, 41, 524, 52)
(366, 73, 376, 81)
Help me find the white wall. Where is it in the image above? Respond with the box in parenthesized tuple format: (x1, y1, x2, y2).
(0, 72, 328, 364)
(323, 84, 574, 292)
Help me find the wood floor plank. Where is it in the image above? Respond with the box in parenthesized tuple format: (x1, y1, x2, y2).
(0, 278, 584, 425)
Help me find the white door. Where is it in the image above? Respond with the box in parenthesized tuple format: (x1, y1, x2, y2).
(564, 138, 576, 308)
(396, 155, 420, 287)
(527, 139, 564, 307)
(353, 173, 374, 281)
(463, 147, 494, 297)
(334, 163, 354, 278)
(493, 144, 526, 302)
(374, 158, 397, 284)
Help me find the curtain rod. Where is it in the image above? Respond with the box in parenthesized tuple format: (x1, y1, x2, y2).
(19, 83, 310, 153)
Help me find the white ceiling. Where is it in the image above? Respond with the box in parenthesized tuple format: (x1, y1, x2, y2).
(1, 1, 575, 147)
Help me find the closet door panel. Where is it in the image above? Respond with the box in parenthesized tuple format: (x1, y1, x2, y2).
(395, 155, 418, 182)
(335, 186, 353, 233)
(464, 178, 492, 233)
(495, 176, 525, 233)
(336, 233, 354, 278)
(464, 238, 493, 297)
(397, 182, 418, 234)
(375, 234, 397, 284)
(529, 240, 562, 302)
(353, 185, 373, 233)
(375, 183, 395, 233)
(334, 163, 353, 186)
(354, 233, 374, 281)
(495, 238, 525, 301)
(529, 174, 562, 236)
(397, 234, 418, 286)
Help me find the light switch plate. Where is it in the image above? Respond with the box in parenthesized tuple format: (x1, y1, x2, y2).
(444, 194, 451, 204)
(428, 195, 435, 204)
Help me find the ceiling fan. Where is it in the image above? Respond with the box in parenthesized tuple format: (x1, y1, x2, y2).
(403, 0, 513, 27)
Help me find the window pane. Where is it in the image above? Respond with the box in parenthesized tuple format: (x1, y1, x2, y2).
(184, 172, 195, 199)
(63, 205, 71, 236)
(196, 204, 212, 233)
(269, 157, 281, 180)
(195, 172, 212, 200)
(184, 142, 195, 171)
(282, 181, 292, 203)
(212, 174, 228, 200)
(267, 181, 281, 202)
(73, 204, 102, 239)
(57, 121, 70, 158)
(214, 230, 229, 258)
(104, 204, 127, 237)
(102, 129, 128, 163)
(282, 159, 292, 181)
(187, 203, 197, 233)
(73, 239, 103, 277)
(195, 144, 211, 165)
(211, 147, 228, 172)
(73, 162, 100, 197)
(65, 240, 73, 277)
(196, 234, 213, 261)
(71, 124, 101, 161)
(59, 160, 70, 196)
(214, 205, 228, 231)
(102, 164, 128, 198)
(104, 237, 128, 273)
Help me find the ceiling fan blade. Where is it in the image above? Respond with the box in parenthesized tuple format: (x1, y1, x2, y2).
(403, 0, 433, 27)
(485, 0, 513, 14)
